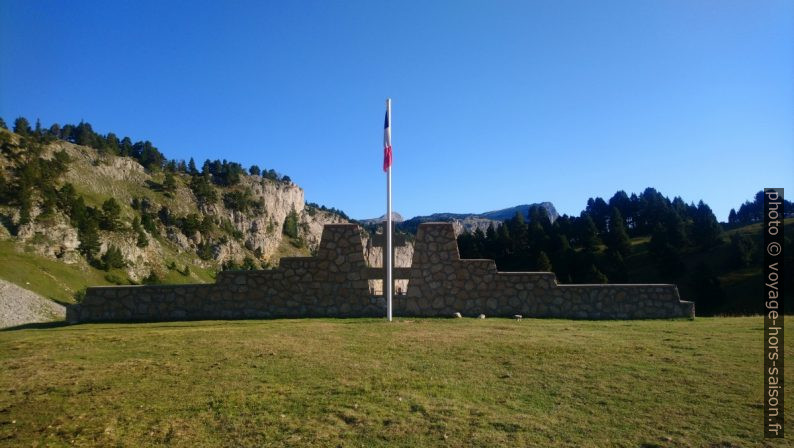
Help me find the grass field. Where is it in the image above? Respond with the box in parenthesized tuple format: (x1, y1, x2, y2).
(0, 317, 790, 447)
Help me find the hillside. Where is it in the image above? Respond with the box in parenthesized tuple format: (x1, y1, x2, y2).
(625, 218, 793, 315)
(0, 127, 347, 303)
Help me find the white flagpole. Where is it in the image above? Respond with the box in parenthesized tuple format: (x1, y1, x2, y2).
(386, 98, 393, 322)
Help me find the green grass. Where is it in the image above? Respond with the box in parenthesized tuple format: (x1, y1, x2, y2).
(0, 317, 790, 447)
(0, 238, 216, 304)
(0, 240, 111, 304)
(270, 235, 312, 265)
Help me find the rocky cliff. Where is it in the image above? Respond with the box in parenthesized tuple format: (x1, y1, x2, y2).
(0, 129, 346, 284)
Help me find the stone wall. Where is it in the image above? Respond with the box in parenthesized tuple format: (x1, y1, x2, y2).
(69, 225, 383, 322)
(395, 223, 694, 319)
(67, 222, 694, 323)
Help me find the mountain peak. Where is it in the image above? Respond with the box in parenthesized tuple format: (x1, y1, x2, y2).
(359, 212, 404, 225)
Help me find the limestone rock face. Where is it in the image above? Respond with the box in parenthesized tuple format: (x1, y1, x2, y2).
(0, 133, 350, 282)
(15, 212, 81, 263)
(301, 210, 347, 249)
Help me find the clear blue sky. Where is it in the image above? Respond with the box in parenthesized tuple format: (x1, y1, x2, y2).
(1, 0, 791, 221)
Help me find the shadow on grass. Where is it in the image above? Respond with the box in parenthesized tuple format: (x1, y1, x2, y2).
(0, 320, 71, 332)
(1, 316, 703, 333)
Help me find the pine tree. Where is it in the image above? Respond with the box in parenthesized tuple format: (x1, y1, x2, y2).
(692, 201, 723, 248)
(606, 207, 631, 257)
(581, 263, 608, 283)
(13, 117, 31, 135)
(100, 198, 122, 230)
(78, 219, 101, 259)
(282, 208, 299, 238)
(577, 213, 601, 250)
(601, 249, 628, 283)
(534, 251, 552, 271)
(729, 233, 755, 268)
(101, 245, 126, 270)
(728, 208, 738, 226)
(163, 172, 177, 196)
(188, 158, 198, 175)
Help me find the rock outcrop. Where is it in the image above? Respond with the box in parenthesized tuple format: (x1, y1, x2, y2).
(0, 131, 349, 282)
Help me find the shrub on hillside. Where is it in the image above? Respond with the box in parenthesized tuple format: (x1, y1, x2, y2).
(282, 209, 299, 239)
(101, 245, 126, 270)
(189, 175, 217, 205)
(100, 198, 122, 230)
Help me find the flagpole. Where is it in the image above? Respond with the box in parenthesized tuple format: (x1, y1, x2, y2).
(385, 98, 393, 322)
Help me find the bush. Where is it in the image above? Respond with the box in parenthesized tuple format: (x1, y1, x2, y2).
(104, 272, 128, 285)
(73, 288, 87, 303)
(241, 256, 258, 270)
(143, 271, 162, 285)
(197, 242, 214, 261)
(141, 213, 157, 234)
(136, 229, 149, 248)
(220, 219, 243, 240)
(189, 175, 217, 204)
(163, 172, 177, 196)
(282, 209, 299, 239)
(223, 190, 251, 213)
(178, 213, 202, 236)
(101, 245, 126, 270)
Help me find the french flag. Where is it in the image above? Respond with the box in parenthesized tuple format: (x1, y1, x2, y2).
(383, 103, 392, 172)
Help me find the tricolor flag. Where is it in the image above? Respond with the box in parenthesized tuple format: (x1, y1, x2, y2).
(383, 104, 392, 172)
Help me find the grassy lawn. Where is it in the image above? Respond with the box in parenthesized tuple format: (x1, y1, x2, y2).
(0, 317, 790, 447)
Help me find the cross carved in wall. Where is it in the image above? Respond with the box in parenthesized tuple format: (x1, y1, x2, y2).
(368, 221, 410, 295)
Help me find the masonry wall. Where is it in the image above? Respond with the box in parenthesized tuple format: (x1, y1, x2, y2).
(395, 223, 694, 319)
(67, 222, 694, 323)
(68, 224, 382, 322)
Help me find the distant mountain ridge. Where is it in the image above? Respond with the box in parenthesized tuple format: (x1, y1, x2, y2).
(361, 202, 559, 235)
(356, 212, 404, 226)
(480, 202, 559, 222)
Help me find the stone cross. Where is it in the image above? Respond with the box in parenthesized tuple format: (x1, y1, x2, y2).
(370, 221, 408, 294)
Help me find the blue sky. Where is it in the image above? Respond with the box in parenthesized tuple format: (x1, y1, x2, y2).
(1, 0, 791, 220)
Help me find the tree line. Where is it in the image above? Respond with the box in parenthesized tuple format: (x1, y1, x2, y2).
(457, 187, 792, 315)
(1, 116, 293, 185)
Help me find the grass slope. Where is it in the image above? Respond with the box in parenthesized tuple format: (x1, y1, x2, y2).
(624, 218, 794, 314)
(0, 240, 110, 304)
(0, 240, 215, 304)
(0, 317, 790, 447)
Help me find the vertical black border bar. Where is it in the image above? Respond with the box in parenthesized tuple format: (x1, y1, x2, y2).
(764, 187, 784, 438)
